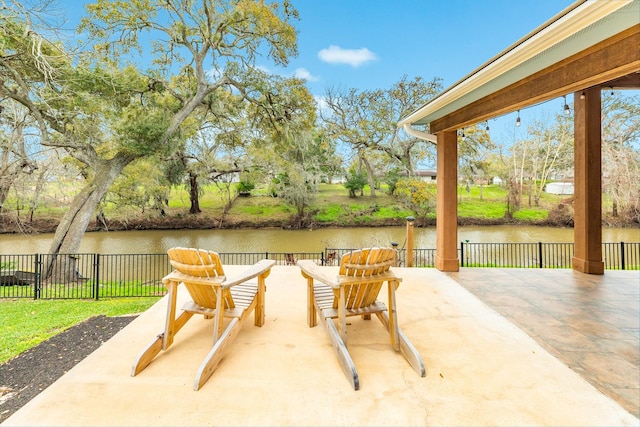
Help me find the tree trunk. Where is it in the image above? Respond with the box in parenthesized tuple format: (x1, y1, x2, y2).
(189, 171, 201, 214)
(45, 156, 133, 282)
(28, 167, 49, 221)
(0, 157, 34, 211)
(360, 156, 376, 198)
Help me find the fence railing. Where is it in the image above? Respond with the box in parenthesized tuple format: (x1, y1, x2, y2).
(1, 242, 637, 300)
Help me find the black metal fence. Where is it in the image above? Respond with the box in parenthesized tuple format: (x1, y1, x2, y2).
(1, 243, 638, 300)
(458, 241, 640, 269)
(0, 251, 325, 300)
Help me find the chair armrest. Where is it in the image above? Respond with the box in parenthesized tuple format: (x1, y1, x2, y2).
(221, 259, 276, 288)
(162, 270, 225, 286)
(297, 260, 339, 288)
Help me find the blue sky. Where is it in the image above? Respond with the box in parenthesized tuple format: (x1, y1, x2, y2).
(270, 0, 576, 95)
(63, 0, 623, 143)
(262, 0, 578, 143)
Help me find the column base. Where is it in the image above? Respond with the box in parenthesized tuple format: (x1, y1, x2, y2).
(572, 257, 605, 275)
(435, 256, 459, 272)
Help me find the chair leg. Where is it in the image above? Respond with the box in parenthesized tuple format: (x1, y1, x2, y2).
(397, 328, 426, 377)
(193, 317, 242, 390)
(131, 334, 164, 376)
(323, 318, 359, 390)
(306, 277, 317, 327)
(376, 311, 425, 377)
(255, 275, 266, 327)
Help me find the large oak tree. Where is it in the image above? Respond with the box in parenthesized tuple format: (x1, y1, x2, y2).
(1, 0, 300, 279)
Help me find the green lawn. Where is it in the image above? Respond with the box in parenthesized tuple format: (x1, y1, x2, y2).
(0, 298, 159, 364)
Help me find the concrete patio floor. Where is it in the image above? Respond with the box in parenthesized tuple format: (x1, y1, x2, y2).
(451, 267, 640, 419)
(2, 266, 638, 426)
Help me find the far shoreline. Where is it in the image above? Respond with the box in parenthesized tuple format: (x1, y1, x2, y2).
(1, 212, 637, 236)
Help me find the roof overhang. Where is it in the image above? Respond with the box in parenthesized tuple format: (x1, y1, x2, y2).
(399, 0, 640, 134)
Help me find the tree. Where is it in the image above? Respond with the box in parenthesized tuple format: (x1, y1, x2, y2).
(106, 157, 171, 218)
(0, 104, 38, 211)
(508, 113, 573, 208)
(0, 0, 300, 266)
(344, 168, 366, 198)
(457, 124, 494, 201)
(321, 75, 442, 197)
(240, 72, 320, 225)
(601, 92, 640, 222)
(394, 178, 435, 221)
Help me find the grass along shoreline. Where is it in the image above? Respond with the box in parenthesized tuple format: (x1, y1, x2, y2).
(3, 183, 635, 235)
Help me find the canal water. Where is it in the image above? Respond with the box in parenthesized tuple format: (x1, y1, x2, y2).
(1, 225, 638, 254)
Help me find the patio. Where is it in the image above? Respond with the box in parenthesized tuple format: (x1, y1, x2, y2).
(2, 265, 638, 426)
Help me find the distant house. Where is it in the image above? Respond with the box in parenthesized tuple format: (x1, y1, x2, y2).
(400, 170, 437, 182)
(492, 176, 503, 185)
(545, 182, 574, 195)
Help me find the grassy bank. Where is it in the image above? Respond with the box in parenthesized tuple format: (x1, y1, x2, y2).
(224, 183, 564, 226)
(4, 181, 624, 234)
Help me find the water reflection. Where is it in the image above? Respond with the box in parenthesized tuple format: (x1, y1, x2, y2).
(1, 225, 638, 255)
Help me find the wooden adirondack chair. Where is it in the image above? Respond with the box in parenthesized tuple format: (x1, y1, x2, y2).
(131, 247, 275, 390)
(298, 247, 425, 390)
(285, 253, 297, 265)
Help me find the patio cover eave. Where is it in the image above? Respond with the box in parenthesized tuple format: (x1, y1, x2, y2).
(399, 0, 640, 134)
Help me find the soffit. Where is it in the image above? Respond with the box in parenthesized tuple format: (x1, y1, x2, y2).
(400, 0, 639, 129)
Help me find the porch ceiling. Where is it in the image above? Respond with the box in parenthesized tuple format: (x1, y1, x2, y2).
(399, 0, 640, 133)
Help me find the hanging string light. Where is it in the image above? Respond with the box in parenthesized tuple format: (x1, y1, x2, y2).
(563, 95, 571, 115)
(580, 91, 585, 100)
(515, 110, 521, 127)
(485, 121, 490, 132)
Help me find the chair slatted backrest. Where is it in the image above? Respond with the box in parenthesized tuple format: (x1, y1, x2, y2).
(167, 247, 234, 309)
(335, 247, 396, 310)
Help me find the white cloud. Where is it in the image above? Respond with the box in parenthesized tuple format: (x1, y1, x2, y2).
(317, 45, 378, 67)
(293, 67, 319, 82)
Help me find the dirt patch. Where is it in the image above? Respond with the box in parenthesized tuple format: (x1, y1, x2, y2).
(0, 315, 136, 423)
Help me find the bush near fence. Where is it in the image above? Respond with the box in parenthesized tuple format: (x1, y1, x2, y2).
(1, 242, 637, 300)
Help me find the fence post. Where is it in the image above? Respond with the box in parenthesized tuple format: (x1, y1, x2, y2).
(620, 241, 625, 270)
(391, 242, 399, 267)
(406, 216, 415, 267)
(460, 241, 465, 267)
(538, 242, 543, 268)
(34, 254, 42, 300)
(93, 253, 100, 301)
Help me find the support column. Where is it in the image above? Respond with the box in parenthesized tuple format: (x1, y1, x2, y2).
(572, 87, 604, 274)
(435, 130, 459, 271)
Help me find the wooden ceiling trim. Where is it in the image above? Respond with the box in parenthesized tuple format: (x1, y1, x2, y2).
(430, 24, 640, 133)
(604, 73, 640, 89)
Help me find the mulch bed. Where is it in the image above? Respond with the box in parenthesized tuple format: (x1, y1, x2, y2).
(0, 315, 137, 423)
